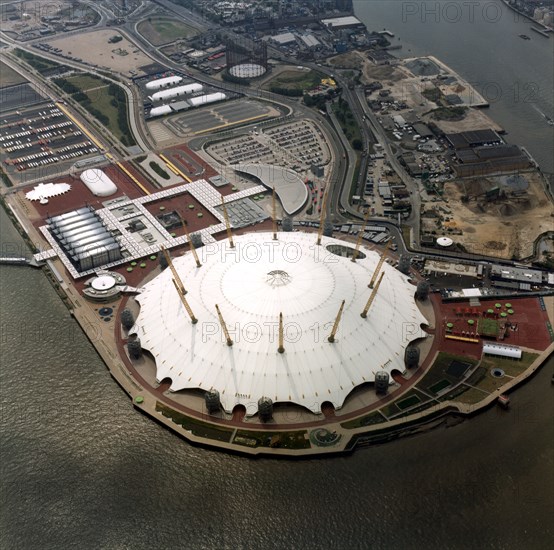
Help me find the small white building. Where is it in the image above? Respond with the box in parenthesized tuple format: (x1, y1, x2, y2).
(483, 343, 522, 360)
(80, 169, 117, 197)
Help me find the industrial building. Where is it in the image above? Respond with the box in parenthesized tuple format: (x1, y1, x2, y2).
(490, 264, 544, 286)
(452, 144, 532, 177)
(445, 129, 502, 149)
(226, 38, 268, 80)
(321, 15, 364, 29)
(271, 32, 296, 46)
(149, 93, 227, 118)
(47, 207, 121, 272)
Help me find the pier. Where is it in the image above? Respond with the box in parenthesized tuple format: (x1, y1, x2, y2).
(0, 255, 44, 267)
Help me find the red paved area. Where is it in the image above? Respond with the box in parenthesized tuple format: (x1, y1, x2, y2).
(162, 144, 218, 181)
(24, 163, 153, 225)
(112, 277, 444, 430)
(143, 192, 220, 236)
(436, 297, 551, 353)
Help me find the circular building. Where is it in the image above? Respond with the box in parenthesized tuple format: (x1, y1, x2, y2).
(131, 232, 427, 414)
(436, 236, 453, 248)
(226, 39, 268, 80)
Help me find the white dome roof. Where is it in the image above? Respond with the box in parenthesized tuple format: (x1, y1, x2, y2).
(132, 232, 428, 413)
(436, 236, 454, 247)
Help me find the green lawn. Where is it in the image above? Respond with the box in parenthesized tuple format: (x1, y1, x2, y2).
(137, 17, 198, 46)
(233, 429, 310, 449)
(54, 75, 135, 145)
(0, 61, 27, 87)
(263, 69, 324, 94)
(341, 410, 386, 429)
(65, 73, 108, 92)
(428, 378, 451, 394)
(416, 352, 478, 394)
(156, 402, 233, 442)
(14, 49, 61, 74)
(478, 317, 499, 337)
(332, 98, 363, 151)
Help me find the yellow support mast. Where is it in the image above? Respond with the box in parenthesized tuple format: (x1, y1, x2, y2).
(171, 278, 198, 324)
(316, 184, 330, 246)
(215, 304, 233, 346)
(182, 224, 202, 268)
(221, 197, 235, 248)
(327, 300, 346, 343)
(278, 312, 285, 354)
(351, 210, 370, 263)
(368, 239, 392, 288)
(272, 186, 278, 240)
(161, 245, 187, 294)
(361, 272, 384, 319)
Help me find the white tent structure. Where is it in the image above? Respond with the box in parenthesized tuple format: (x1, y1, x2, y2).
(149, 83, 203, 102)
(145, 76, 183, 91)
(26, 182, 71, 204)
(132, 232, 428, 414)
(483, 343, 522, 359)
(80, 169, 117, 197)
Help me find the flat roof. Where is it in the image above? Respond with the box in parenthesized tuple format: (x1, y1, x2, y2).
(272, 32, 296, 44)
(133, 232, 428, 413)
(490, 264, 543, 284)
(321, 15, 363, 27)
(231, 163, 308, 215)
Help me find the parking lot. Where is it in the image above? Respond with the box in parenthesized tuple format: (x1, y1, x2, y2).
(0, 102, 100, 182)
(164, 99, 273, 136)
(206, 119, 330, 173)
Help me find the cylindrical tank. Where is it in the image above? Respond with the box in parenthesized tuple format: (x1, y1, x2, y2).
(398, 254, 411, 275)
(121, 308, 135, 330)
(405, 345, 420, 369)
(205, 390, 221, 414)
(375, 370, 390, 394)
(258, 397, 273, 422)
(128, 338, 142, 359)
(415, 280, 430, 301)
(190, 232, 203, 248)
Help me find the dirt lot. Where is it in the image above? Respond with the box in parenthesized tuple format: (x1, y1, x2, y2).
(46, 29, 154, 76)
(441, 171, 553, 259)
(427, 108, 504, 133)
(329, 51, 408, 85)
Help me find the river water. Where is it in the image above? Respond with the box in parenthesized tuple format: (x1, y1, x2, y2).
(1, 2, 554, 547)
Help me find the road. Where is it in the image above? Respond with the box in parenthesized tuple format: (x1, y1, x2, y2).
(1, 6, 546, 267)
